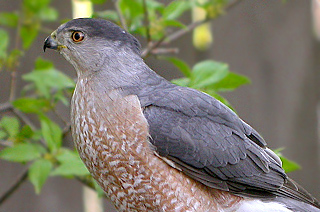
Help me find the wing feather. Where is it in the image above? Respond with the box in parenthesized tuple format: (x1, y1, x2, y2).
(137, 84, 319, 207)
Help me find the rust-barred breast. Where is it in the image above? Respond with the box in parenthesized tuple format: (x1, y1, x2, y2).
(71, 77, 241, 212)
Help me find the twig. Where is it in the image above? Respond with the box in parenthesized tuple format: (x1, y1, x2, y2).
(150, 48, 179, 55)
(62, 123, 71, 138)
(164, 19, 209, 44)
(52, 108, 68, 126)
(225, 0, 243, 10)
(142, 0, 151, 42)
(9, 11, 22, 102)
(12, 109, 37, 132)
(142, 0, 244, 56)
(0, 103, 12, 113)
(11, 108, 49, 149)
(113, 0, 128, 31)
(0, 168, 28, 205)
(0, 140, 13, 147)
(141, 35, 166, 58)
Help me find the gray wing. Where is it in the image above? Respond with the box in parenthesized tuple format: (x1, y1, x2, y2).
(138, 85, 286, 195)
(138, 84, 320, 209)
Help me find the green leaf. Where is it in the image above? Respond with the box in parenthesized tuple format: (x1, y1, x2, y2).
(39, 115, 62, 153)
(280, 155, 301, 173)
(0, 143, 45, 162)
(31, 129, 43, 141)
(202, 89, 235, 111)
(164, 57, 191, 77)
(28, 158, 53, 194)
(171, 77, 190, 87)
(13, 97, 51, 114)
(145, 0, 164, 10)
(20, 23, 39, 49)
(274, 149, 301, 173)
(163, 0, 191, 20)
(37, 7, 58, 22)
(6, 49, 23, 70)
(0, 130, 7, 139)
(23, 57, 75, 98)
(51, 149, 89, 177)
(0, 116, 20, 138)
(163, 19, 186, 28)
(93, 10, 119, 22)
(35, 57, 54, 70)
(0, 29, 9, 59)
(119, 0, 143, 20)
(191, 60, 229, 88)
(53, 91, 69, 106)
(0, 12, 19, 27)
(23, 0, 51, 12)
(91, 0, 107, 4)
(208, 72, 250, 92)
(18, 125, 34, 139)
(93, 180, 105, 197)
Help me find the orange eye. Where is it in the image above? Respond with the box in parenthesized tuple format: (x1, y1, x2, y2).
(71, 31, 85, 42)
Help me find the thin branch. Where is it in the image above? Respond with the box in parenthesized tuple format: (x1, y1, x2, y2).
(0, 140, 13, 147)
(9, 71, 17, 102)
(141, 35, 166, 58)
(142, 0, 151, 42)
(12, 108, 49, 148)
(113, 0, 128, 31)
(164, 19, 209, 45)
(52, 108, 68, 126)
(62, 123, 71, 138)
(0, 168, 28, 205)
(143, 0, 244, 56)
(9, 11, 22, 102)
(225, 0, 243, 11)
(0, 103, 12, 113)
(150, 47, 179, 55)
(12, 109, 37, 132)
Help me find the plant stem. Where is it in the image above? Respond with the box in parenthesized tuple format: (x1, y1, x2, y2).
(142, 0, 151, 42)
(0, 103, 12, 113)
(12, 109, 37, 131)
(165, 19, 209, 44)
(9, 11, 22, 102)
(113, 0, 128, 31)
(141, 36, 166, 58)
(142, 0, 244, 57)
(0, 169, 28, 205)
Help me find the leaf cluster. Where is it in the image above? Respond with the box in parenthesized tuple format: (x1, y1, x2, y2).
(169, 58, 250, 109)
(0, 58, 89, 194)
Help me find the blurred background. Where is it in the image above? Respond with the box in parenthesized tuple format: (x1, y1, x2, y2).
(0, 0, 319, 211)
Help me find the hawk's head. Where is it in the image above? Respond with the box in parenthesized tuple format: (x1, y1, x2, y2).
(44, 18, 141, 76)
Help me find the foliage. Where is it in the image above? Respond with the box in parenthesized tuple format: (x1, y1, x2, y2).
(0, 0, 299, 204)
(274, 148, 301, 173)
(169, 58, 250, 109)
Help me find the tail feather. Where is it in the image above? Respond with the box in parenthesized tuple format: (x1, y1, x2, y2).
(276, 178, 320, 209)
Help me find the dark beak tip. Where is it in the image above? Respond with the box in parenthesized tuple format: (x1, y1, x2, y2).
(43, 36, 57, 52)
(43, 36, 49, 52)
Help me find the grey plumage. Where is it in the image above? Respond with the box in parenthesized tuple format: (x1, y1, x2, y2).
(44, 18, 320, 211)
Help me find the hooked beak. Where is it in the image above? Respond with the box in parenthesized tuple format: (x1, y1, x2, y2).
(43, 36, 58, 52)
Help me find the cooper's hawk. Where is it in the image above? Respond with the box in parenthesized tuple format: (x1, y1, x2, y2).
(44, 18, 320, 212)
